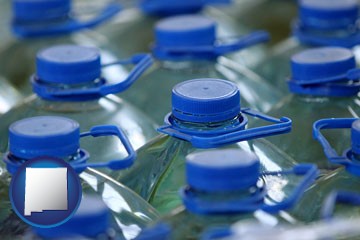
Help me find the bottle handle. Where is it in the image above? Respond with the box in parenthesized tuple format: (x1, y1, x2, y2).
(74, 125, 136, 172)
(321, 191, 360, 220)
(313, 118, 357, 165)
(32, 54, 153, 99)
(214, 31, 270, 55)
(13, 2, 122, 38)
(262, 164, 318, 213)
(190, 108, 292, 148)
(153, 31, 269, 57)
(291, 68, 360, 86)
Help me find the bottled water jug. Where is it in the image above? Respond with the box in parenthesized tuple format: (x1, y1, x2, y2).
(254, 0, 360, 93)
(0, 116, 157, 237)
(119, 14, 280, 124)
(0, 0, 122, 95)
(291, 118, 360, 222)
(0, 116, 159, 239)
(113, 78, 294, 214)
(252, 47, 360, 170)
(135, 149, 317, 240)
(0, 45, 158, 166)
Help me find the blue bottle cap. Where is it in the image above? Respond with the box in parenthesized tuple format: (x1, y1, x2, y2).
(34, 196, 110, 238)
(186, 149, 260, 192)
(13, 0, 71, 22)
(154, 14, 216, 50)
(141, 0, 206, 16)
(9, 116, 80, 159)
(290, 47, 355, 83)
(352, 120, 360, 155)
(172, 78, 240, 123)
(36, 45, 101, 84)
(299, 0, 359, 29)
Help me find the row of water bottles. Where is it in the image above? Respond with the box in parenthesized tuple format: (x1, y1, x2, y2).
(1, 0, 360, 239)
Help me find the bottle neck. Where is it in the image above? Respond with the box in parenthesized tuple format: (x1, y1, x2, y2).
(172, 114, 243, 132)
(184, 178, 265, 214)
(34, 77, 106, 102)
(301, 26, 358, 39)
(294, 94, 331, 103)
(34, 96, 101, 111)
(10, 150, 82, 164)
(158, 59, 215, 71)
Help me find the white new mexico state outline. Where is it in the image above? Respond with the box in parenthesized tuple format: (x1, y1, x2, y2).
(24, 168, 68, 216)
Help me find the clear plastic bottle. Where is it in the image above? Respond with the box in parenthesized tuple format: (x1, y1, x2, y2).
(135, 149, 318, 240)
(117, 14, 280, 125)
(289, 118, 360, 222)
(113, 78, 295, 215)
(253, 0, 360, 93)
(0, 45, 158, 167)
(0, 116, 159, 239)
(251, 47, 360, 170)
(0, 0, 122, 95)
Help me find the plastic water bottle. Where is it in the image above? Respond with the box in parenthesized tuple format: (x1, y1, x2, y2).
(252, 47, 360, 170)
(254, 0, 360, 93)
(290, 118, 360, 222)
(0, 116, 159, 239)
(0, 0, 122, 95)
(134, 149, 317, 240)
(113, 78, 294, 214)
(118, 14, 280, 124)
(0, 45, 158, 165)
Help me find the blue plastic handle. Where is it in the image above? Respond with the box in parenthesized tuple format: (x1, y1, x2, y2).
(321, 191, 360, 220)
(32, 53, 153, 99)
(262, 164, 318, 213)
(72, 125, 136, 172)
(13, 2, 122, 38)
(155, 31, 270, 57)
(181, 164, 318, 214)
(292, 68, 360, 86)
(313, 118, 357, 165)
(287, 80, 360, 97)
(158, 108, 292, 148)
